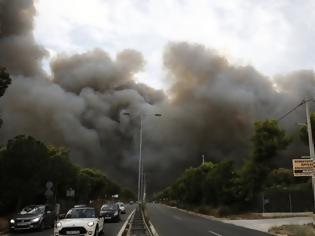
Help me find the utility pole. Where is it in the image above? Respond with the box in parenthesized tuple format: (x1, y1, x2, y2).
(138, 117, 143, 203)
(202, 154, 205, 165)
(123, 112, 161, 204)
(143, 173, 146, 203)
(305, 100, 315, 220)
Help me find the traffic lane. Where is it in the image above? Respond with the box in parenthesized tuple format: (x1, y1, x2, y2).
(147, 203, 271, 236)
(103, 203, 136, 236)
(3, 228, 53, 236)
(4, 204, 136, 236)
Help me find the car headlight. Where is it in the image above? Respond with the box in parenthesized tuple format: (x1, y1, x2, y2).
(87, 221, 94, 227)
(10, 219, 15, 224)
(114, 211, 118, 216)
(31, 217, 41, 223)
(56, 222, 62, 228)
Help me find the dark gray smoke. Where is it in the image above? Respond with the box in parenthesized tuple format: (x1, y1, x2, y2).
(0, 0, 47, 78)
(1, 1, 314, 191)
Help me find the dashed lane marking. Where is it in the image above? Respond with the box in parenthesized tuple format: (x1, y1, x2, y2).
(208, 230, 223, 236)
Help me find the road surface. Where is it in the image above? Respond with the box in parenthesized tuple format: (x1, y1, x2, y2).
(3, 204, 135, 236)
(147, 203, 271, 236)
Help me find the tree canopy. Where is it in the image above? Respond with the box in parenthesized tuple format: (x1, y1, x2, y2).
(0, 135, 135, 214)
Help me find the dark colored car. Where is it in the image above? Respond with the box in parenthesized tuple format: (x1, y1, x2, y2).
(9, 205, 55, 231)
(99, 203, 120, 222)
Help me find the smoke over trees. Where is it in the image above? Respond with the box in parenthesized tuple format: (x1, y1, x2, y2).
(1, 0, 315, 190)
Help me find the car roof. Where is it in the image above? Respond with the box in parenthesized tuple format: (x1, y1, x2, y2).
(71, 207, 95, 210)
(23, 204, 45, 208)
(73, 204, 88, 208)
(101, 203, 117, 206)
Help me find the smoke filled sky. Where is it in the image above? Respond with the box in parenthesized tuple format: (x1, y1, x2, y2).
(1, 0, 315, 191)
(34, 0, 315, 89)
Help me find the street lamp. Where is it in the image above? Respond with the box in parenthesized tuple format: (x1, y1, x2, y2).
(298, 100, 315, 219)
(123, 111, 162, 203)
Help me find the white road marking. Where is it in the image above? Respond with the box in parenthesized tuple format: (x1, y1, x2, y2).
(173, 215, 182, 221)
(208, 230, 223, 236)
(116, 209, 135, 236)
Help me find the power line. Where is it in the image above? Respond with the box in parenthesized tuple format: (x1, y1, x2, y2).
(277, 99, 314, 122)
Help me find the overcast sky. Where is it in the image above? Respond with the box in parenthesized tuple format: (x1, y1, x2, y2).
(33, 0, 315, 89)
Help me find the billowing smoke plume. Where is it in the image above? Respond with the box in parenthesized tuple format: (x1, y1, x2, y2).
(0, 0, 47, 77)
(1, 0, 315, 191)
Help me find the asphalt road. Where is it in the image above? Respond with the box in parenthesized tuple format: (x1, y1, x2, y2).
(147, 203, 271, 236)
(3, 204, 135, 236)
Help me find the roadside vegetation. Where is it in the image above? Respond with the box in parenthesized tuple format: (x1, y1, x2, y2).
(0, 135, 135, 215)
(269, 224, 315, 236)
(155, 119, 312, 215)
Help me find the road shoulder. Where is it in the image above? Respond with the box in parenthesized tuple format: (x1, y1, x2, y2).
(162, 204, 312, 233)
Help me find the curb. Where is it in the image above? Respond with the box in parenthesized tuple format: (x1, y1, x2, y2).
(117, 209, 135, 236)
(142, 212, 159, 236)
(147, 220, 159, 236)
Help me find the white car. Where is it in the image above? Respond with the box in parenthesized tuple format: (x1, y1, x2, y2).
(54, 207, 104, 236)
(117, 202, 126, 214)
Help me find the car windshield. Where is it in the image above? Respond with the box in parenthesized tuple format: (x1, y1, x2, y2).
(20, 205, 45, 215)
(65, 208, 96, 218)
(101, 204, 116, 211)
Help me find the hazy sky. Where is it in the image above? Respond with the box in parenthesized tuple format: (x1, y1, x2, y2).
(34, 0, 315, 89)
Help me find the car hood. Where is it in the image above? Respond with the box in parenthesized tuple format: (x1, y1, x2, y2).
(14, 213, 42, 219)
(58, 218, 98, 227)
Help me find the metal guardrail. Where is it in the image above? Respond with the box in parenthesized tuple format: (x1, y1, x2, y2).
(129, 205, 151, 236)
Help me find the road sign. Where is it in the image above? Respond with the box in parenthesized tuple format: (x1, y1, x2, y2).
(292, 159, 314, 176)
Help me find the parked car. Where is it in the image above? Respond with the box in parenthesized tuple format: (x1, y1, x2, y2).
(116, 202, 126, 214)
(54, 206, 104, 236)
(9, 204, 55, 231)
(99, 203, 120, 222)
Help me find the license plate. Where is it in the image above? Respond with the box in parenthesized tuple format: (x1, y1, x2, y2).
(17, 222, 29, 226)
(66, 231, 80, 234)
(105, 216, 111, 219)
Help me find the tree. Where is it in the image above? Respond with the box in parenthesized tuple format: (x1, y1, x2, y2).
(251, 119, 291, 163)
(0, 67, 11, 97)
(234, 120, 291, 204)
(0, 135, 128, 214)
(203, 160, 235, 205)
(0, 135, 50, 212)
(0, 67, 12, 128)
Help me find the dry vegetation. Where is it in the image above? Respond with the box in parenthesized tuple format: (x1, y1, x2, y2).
(269, 224, 315, 236)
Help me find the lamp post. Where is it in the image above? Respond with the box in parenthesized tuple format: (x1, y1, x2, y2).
(305, 101, 315, 219)
(123, 112, 162, 203)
